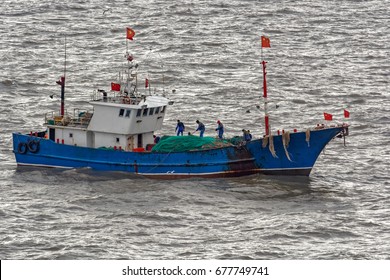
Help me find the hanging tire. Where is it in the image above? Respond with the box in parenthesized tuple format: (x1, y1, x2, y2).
(17, 142, 28, 154)
(27, 140, 40, 153)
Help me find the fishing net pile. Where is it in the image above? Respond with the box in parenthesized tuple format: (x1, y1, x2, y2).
(151, 135, 235, 152)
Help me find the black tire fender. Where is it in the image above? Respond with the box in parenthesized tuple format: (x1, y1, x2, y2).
(27, 140, 40, 153)
(17, 142, 28, 154)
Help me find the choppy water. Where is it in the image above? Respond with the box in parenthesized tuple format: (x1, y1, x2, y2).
(0, 0, 389, 259)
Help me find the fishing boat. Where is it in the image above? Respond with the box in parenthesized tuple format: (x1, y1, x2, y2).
(12, 30, 349, 179)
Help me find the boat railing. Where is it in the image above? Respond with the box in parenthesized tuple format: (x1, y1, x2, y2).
(44, 111, 68, 125)
(45, 108, 94, 128)
(91, 90, 144, 105)
(69, 109, 94, 127)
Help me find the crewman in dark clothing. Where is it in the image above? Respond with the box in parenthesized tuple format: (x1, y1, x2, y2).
(242, 129, 252, 141)
(176, 120, 185, 136)
(153, 135, 161, 144)
(196, 120, 206, 137)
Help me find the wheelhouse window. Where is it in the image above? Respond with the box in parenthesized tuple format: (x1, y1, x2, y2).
(149, 108, 155, 115)
(136, 109, 142, 117)
(119, 109, 125, 117)
(155, 107, 160, 114)
(125, 109, 131, 118)
(161, 106, 166, 113)
(142, 108, 148, 116)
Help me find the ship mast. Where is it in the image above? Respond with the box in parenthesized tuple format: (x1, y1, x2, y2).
(260, 35, 271, 135)
(262, 60, 269, 135)
(56, 35, 66, 116)
(125, 27, 136, 96)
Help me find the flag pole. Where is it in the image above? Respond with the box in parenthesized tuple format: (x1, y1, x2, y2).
(62, 35, 66, 116)
(260, 35, 270, 136)
(125, 27, 135, 96)
(262, 60, 269, 136)
(56, 35, 66, 117)
(261, 44, 263, 62)
(64, 35, 66, 79)
(126, 30, 129, 64)
(125, 31, 129, 96)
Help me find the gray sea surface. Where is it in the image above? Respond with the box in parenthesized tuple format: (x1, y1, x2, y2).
(0, 0, 389, 259)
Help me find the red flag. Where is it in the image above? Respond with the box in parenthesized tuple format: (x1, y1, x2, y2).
(344, 109, 350, 118)
(145, 78, 149, 88)
(111, 82, 121, 91)
(261, 36, 271, 48)
(324, 112, 333, 121)
(126, 27, 135, 40)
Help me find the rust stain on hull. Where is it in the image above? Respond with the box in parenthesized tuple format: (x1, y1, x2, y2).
(226, 146, 257, 173)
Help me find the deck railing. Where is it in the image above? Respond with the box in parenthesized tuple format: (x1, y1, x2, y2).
(45, 108, 94, 128)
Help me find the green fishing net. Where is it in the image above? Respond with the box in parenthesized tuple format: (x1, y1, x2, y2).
(151, 135, 236, 152)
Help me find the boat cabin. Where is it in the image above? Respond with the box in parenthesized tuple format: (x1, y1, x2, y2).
(45, 92, 170, 151)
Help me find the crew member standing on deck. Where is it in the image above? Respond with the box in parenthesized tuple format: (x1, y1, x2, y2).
(215, 120, 224, 139)
(153, 135, 161, 144)
(196, 120, 206, 137)
(242, 129, 252, 141)
(176, 120, 185, 136)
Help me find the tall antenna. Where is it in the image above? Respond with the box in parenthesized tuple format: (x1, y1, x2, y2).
(64, 35, 67, 78)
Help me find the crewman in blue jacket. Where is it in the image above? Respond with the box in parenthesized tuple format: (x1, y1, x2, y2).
(196, 120, 206, 137)
(242, 129, 252, 141)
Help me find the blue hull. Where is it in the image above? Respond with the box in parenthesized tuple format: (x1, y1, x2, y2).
(12, 127, 344, 179)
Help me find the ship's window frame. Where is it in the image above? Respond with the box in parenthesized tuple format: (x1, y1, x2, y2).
(116, 137, 120, 143)
(125, 109, 131, 118)
(161, 106, 166, 113)
(119, 108, 125, 117)
(136, 109, 142, 117)
(155, 107, 160, 114)
(142, 108, 148, 116)
(69, 133, 73, 138)
(149, 108, 155, 115)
